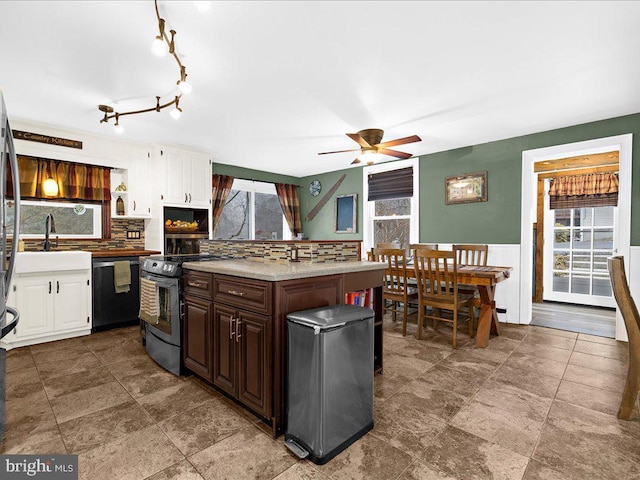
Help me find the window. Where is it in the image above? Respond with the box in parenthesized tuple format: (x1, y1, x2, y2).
(214, 179, 290, 240)
(363, 159, 419, 253)
(6, 200, 103, 238)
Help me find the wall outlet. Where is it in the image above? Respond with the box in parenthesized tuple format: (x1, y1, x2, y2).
(126, 230, 141, 239)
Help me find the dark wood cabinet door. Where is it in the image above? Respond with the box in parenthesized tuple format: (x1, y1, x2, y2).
(237, 310, 271, 418)
(183, 294, 213, 381)
(212, 303, 236, 396)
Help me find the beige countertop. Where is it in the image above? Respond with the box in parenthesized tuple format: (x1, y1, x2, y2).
(183, 259, 385, 281)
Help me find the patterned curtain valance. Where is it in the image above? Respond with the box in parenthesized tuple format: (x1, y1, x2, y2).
(211, 174, 234, 234)
(8, 155, 112, 202)
(275, 183, 302, 236)
(549, 172, 618, 210)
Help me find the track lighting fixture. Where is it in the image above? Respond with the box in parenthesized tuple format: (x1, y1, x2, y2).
(98, 0, 191, 129)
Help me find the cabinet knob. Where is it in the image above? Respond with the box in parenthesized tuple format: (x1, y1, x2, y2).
(133, 200, 136, 211)
(185, 193, 188, 203)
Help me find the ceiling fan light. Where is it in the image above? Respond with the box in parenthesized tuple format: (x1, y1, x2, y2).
(151, 36, 167, 57)
(358, 150, 378, 164)
(114, 115, 124, 134)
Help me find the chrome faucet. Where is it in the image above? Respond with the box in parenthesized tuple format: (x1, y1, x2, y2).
(43, 213, 57, 251)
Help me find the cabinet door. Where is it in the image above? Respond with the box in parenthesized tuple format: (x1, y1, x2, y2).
(184, 294, 213, 381)
(13, 275, 54, 339)
(131, 150, 152, 217)
(162, 149, 187, 204)
(54, 272, 90, 331)
(212, 303, 236, 395)
(188, 154, 212, 207)
(237, 310, 271, 418)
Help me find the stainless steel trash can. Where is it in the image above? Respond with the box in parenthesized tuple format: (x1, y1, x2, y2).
(285, 304, 374, 464)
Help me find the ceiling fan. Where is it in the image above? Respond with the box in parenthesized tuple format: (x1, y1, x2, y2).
(318, 128, 421, 165)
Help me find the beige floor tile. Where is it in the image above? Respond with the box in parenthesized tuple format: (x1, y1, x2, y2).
(0, 417, 66, 454)
(315, 433, 412, 480)
(5, 388, 53, 428)
(437, 349, 505, 376)
(520, 332, 576, 351)
(522, 460, 573, 480)
(50, 380, 131, 423)
(569, 351, 627, 375)
(562, 364, 626, 393)
(29, 335, 88, 354)
(491, 363, 562, 399)
(78, 424, 184, 480)
(573, 339, 628, 360)
(188, 426, 297, 480)
(555, 380, 621, 417)
(420, 425, 529, 480)
(380, 352, 435, 380)
(116, 368, 186, 399)
(505, 351, 567, 379)
(498, 325, 531, 341)
(5, 347, 35, 373)
(42, 366, 116, 399)
(272, 462, 330, 480)
(473, 380, 553, 423)
(418, 364, 491, 397)
(36, 351, 102, 381)
(137, 380, 216, 422)
(514, 342, 572, 363)
(533, 401, 640, 479)
(384, 334, 453, 364)
(388, 378, 471, 422)
(374, 372, 414, 400)
(576, 333, 620, 346)
(397, 461, 459, 480)
(32, 342, 92, 366)
(90, 338, 149, 365)
(145, 460, 205, 480)
(531, 326, 579, 339)
(58, 400, 154, 454)
(371, 399, 447, 458)
(5, 367, 44, 401)
(158, 398, 250, 456)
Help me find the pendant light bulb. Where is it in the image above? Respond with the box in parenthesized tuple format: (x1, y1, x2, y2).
(170, 106, 182, 120)
(114, 115, 124, 134)
(43, 177, 58, 197)
(178, 80, 192, 95)
(151, 36, 167, 57)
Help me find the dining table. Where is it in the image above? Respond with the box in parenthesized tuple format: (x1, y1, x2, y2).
(405, 263, 513, 348)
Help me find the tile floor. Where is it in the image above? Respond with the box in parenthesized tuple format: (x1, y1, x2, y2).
(2, 318, 639, 480)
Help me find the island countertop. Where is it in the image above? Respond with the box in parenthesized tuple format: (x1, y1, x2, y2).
(183, 259, 385, 282)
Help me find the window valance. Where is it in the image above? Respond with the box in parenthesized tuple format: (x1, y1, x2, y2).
(549, 172, 618, 209)
(368, 167, 413, 201)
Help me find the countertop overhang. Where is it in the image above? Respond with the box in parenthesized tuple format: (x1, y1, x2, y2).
(183, 259, 385, 282)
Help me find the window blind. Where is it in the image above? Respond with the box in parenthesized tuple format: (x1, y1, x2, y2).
(368, 167, 413, 201)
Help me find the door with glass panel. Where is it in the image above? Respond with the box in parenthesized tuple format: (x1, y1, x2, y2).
(543, 204, 616, 307)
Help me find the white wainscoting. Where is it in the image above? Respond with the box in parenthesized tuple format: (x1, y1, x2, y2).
(437, 244, 521, 324)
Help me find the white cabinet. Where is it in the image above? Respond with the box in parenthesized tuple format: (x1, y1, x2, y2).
(111, 149, 152, 218)
(160, 148, 212, 207)
(2, 255, 92, 349)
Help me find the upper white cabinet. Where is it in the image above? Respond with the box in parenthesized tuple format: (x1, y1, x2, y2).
(160, 147, 212, 207)
(111, 147, 152, 218)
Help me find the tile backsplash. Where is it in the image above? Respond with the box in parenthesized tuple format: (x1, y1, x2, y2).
(199, 240, 361, 263)
(15, 218, 145, 251)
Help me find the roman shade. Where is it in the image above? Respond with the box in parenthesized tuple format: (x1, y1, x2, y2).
(368, 167, 413, 201)
(549, 172, 619, 209)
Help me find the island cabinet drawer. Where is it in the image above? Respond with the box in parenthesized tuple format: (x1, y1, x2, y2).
(213, 275, 272, 315)
(184, 271, 214, 299)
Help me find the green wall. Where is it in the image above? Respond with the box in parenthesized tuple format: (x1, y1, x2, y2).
(215, 113, 640, 245)
(299, 112, 640, 245)
(299, 169, 364, 240)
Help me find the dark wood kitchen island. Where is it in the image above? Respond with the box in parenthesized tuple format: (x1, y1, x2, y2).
(181, 259, 385, 437)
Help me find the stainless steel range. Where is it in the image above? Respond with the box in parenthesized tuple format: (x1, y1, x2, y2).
(140, 253, 227, 375)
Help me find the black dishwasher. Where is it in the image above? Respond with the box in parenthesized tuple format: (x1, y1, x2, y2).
(92, 256, 141, 332)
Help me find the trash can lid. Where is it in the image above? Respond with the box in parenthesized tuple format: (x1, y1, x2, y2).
(287, 304, 374, 329)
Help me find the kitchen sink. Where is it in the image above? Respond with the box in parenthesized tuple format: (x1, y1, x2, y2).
(14, 251, 91, 273)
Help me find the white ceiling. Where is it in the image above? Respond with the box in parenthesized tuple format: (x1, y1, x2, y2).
(1, 1, 639, 177)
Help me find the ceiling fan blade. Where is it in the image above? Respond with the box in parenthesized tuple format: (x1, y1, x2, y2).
(376, 135, 422, 149)
(351, 158, 362, 165)
(378, 148, 412, 159)
(318, 148, 362, 155)
(346, 133, 372, 149)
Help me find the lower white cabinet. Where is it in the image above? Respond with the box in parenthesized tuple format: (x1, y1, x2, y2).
(3, 270, 91, 349)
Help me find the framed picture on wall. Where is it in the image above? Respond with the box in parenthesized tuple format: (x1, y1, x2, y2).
(335, 194, 357, 233)
(445, 171, 488, 205)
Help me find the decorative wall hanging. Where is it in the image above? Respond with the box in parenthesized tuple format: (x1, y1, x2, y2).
(445, 171, 487, 205)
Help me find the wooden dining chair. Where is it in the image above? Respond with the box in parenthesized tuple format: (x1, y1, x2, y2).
(371, 248, 418, 336)
(413, 249, 474, 348)
(376, 242, 401, 249)
(607, 256, 640, 420)
(409, 243, 439, 254)
(453, 244, 488, 334)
